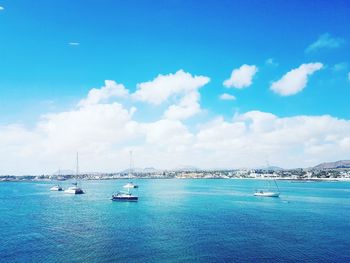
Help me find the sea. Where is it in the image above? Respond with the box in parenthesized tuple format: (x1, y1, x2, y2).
(0, 179, 349, 263)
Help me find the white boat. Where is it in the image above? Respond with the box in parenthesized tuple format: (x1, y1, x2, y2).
(123, 182, 138, 189)
(65, 152, 85, 195)
(65, 184, 84, 194)
(50, 185, 63, 191)
(254, 190, 280, 197)
(124, 151, 138, 188)
(254, 163, 280, 198)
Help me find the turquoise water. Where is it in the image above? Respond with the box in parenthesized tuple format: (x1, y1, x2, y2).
(0, 179, 349, 262)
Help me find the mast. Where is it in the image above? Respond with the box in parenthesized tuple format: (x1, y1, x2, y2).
(76, 152, 79, 185)
(129, 150, 133, 180)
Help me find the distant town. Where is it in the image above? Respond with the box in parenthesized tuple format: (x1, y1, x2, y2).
(1, 160, 350, 182)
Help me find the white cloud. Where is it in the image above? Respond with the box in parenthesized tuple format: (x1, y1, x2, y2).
(219, 93, 236, 100)
(306, 33, 345, 53)
(193, 112, 350, 168)
(132, 70, 210, 105)
(271, 62, 323, 96)
(163, 91, 201, 120)
(68, 42, 80, 46)
(79, 80, 129, 106)
(0, 6, 4, 11)
(223, 64, 258, 89)
(2, 72, 350, 174)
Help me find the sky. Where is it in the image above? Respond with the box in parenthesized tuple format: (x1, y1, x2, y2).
(1, 0, 350, 174)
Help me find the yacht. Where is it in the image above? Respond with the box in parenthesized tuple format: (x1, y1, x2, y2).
(254, 190, 280, 197)
(64, 152, 85, 195)
(111, 191, 138, 201)
(50, 185, 63, 191)
(65, 183, 84, 194)
(123, 182, 138, 189)
(254, 163, 280, 198)
(123, 151, 138, 188)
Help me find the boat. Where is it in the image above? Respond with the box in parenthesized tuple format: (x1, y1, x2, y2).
(112, 183, 138, 201)
(64, 153, 85, 195)
(112, 151, 138, 201)
(111, 191, 138, 201)
(123, 151, 138, 189)
(65, 185, 84, 194)
(123, 182, 138, 189)
(254, 190, 279, 197)
(254, 163, 280, 198)
(50, 185, 63, 191)
(50, 169, 64, 191)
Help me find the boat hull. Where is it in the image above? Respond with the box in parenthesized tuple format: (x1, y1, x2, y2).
(111, 196, 138, 201)
(50, 186, 63, 191)
(111, 193, 138, 201)
(254, 192, 280, 197)
(64, 187, 84, 194)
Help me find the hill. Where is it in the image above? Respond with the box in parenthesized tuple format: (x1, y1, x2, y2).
(314, 160, 350, 169)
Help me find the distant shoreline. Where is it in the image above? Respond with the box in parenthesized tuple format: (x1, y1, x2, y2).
(1, 177, 350, 182)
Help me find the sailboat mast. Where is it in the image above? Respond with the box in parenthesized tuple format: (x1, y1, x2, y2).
(129, 150, 132, 179)
(76, 152, 79, 184)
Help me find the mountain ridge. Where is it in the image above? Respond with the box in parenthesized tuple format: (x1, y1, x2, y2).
(314, 160, 350, 169)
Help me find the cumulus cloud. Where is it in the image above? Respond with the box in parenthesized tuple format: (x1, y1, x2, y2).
(270, 63, 323, 96)
(132, 70, 210, 105)
(223, 64, 258, 89)
(193, 112, 350, 168)
(306, 33, 345, 53)
(1, 72, 350, 174)
(219, 93, 236, 100)
(163, 91, 201, 120)
(79, 80, 129, 106)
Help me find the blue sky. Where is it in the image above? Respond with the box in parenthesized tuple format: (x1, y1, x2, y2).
(1, 1, 350, 174)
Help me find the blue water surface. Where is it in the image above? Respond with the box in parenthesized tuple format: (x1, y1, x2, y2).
(0, 179, 349, 263)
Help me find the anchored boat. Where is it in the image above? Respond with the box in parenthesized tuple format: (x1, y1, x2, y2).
(64, 153, 85, 195)
(254, 164, 280, 198)
(50, 185, 63, 191)
(123, 151, 138, 189)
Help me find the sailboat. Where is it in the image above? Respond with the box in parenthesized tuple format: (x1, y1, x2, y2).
(112, 151, 138, 201)
(123, 151, 138, 189)
(65, 153, 85, 194)
(254, 166, 280, 197)
(50, 169, 63, 191)
(111, 185, 138, 201)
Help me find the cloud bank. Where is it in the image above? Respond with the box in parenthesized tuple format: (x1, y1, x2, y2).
(1, 70, 349, 175)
